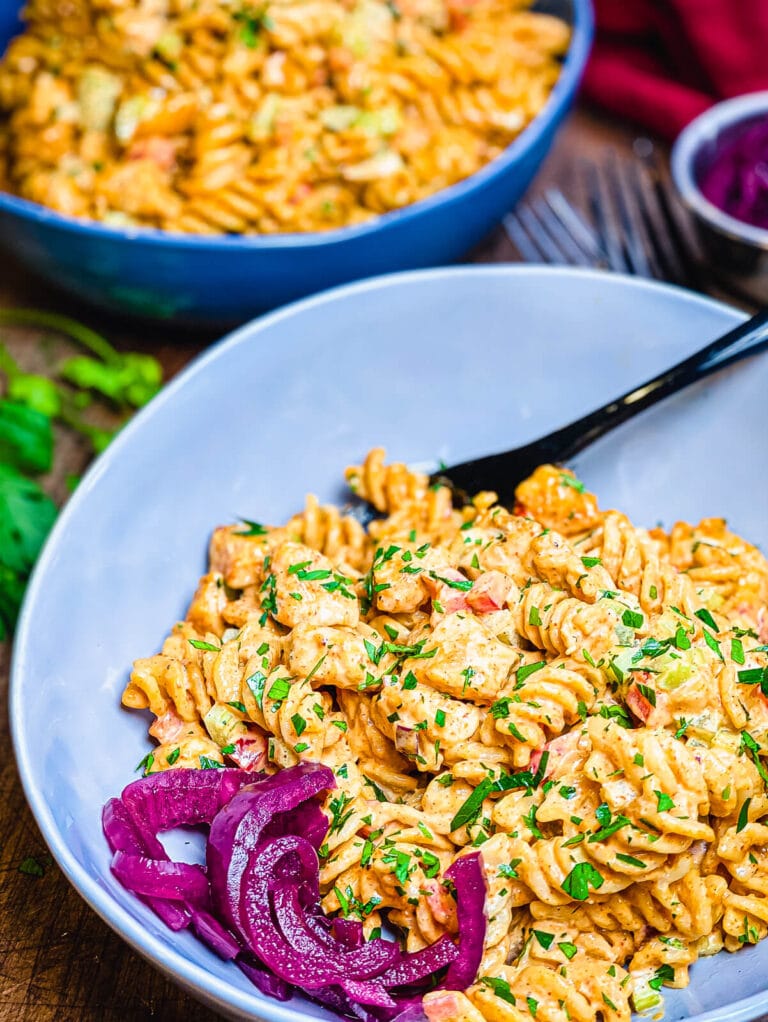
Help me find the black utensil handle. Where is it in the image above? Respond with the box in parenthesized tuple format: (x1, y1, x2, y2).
(540, 307, 768, 464)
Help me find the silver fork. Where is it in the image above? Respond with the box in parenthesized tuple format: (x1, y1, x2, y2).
(504, 141, 704, 290)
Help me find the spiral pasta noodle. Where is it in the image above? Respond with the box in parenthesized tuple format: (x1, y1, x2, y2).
(0, 0, 569, 233)
(121, 449, 768, 1020)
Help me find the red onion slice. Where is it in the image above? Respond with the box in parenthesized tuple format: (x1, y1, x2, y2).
(441, 853, 486, 990)
(111, 851, 209, 904)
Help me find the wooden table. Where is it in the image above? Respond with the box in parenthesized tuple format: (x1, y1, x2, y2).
(0, 105, 670, 1022)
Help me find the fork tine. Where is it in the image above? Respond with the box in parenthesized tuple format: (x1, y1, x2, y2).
(543, 188, 605, 264)
(636, 142, 706, 290)
(584, 159, 629, 273)
(603, 151, 654, 278)
(517, 202, 574, 264)
(502, 211, 548, 262)
(530, 196, 596, 267)
(628, 153, 685, 283)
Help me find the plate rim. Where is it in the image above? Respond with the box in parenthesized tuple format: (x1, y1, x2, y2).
(11, 264, 761, 1022)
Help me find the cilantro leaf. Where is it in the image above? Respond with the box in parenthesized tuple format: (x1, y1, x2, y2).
(59, 352, 161, 408)
(0, 399, 53, 473)
(0, 563, 27, 639)
(0, 464, 57, 575)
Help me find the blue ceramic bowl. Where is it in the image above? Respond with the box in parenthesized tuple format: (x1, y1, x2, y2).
(10, 265, 768, 1021)
(0, 0, 592, 325)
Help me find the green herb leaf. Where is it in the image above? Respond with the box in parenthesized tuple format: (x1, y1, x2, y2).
(654, 790, 675, 812)
(450, 778, 493, 831)
(622, 609, 644, 630)
(738, 667, 767, 685)
(517, 661, 546, 685)
(246, 670, 267, 709)
(561, 862, 604, 901)
(635, 682, 657, 707)
(615, 852, 646, 868)
(267, 677, 292, 701)
(188, 638, 220, 652)
(559, 473, 586, 493)
(695, 608, 718, 632)
(429, 571, 473, 592)
(737, 797, 752, 833)
(497, 858, 522, 879)
(703, 628, 724, 661)
(0, 464, 57, 575)
(0, 399, 53, 473)
(648, 964, 674, 991)
(291, 713, 307, 737)
(18, 855, 46, 877)
(480, 977, 516, 1006)
(234, 518, 268, 536)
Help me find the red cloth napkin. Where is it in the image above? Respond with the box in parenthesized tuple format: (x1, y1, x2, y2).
(581, 0, 768, 140)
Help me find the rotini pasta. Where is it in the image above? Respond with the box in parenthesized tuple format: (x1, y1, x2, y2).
(122, 448, 768, 1021)
(0, 0, 569, 233)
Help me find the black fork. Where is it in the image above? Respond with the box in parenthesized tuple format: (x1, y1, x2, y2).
(428, 307, 768, 507)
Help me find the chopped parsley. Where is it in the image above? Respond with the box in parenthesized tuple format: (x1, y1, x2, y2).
(622, 609, 644, 629)
(560, 473, 586, 493)
(498, 858, 522, 879)
(635, 682, 657, 707)
(561, 862, 604, 901)
(695, 608, 718, 631)
(328, 793, 355, 834)
(654, 790, 675, 812)
(616, 852, 646, 868)
(135, 752, 154, 776)
(517, 660, 546, 685)
(480, 977, 516, 1005)
(234, 518, 268, 536)
(648, 964, 674, 991)
(737, 798, 751, 833)
(291, 713, 306, 737)
(267, 677, 291, 701)
(188, 639, 220, 652)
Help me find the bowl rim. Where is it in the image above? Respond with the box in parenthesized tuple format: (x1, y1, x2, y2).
(13, 262, 768, 1022)
(671, 90, 768, 250)
(0, 0, 593, 250)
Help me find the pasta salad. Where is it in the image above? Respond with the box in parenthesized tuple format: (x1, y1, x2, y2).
(120, 448, 768, 1021)
(0, 0, 568, 234)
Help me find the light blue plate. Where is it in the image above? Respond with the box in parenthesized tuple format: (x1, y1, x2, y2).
(11, 266, 768, 1021)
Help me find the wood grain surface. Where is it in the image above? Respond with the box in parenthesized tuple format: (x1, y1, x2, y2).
(0, 107, 650, 1022)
